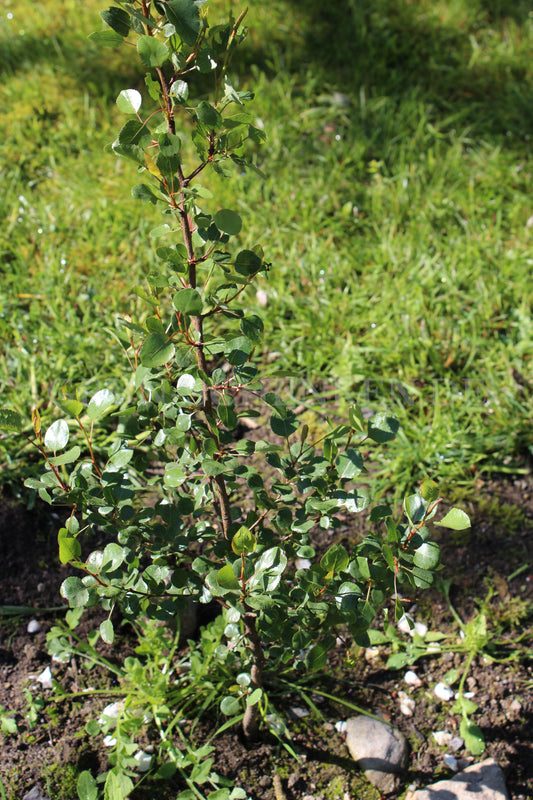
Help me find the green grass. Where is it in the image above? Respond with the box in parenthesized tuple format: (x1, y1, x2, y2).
(0, 0, 532, 493)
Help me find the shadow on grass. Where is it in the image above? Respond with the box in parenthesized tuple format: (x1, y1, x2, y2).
(237, 0, 533, 142)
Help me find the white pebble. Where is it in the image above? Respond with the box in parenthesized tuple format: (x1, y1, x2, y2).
(103, 735, 117, 747)
(433, 730, 452, 747)
(434, 682, 454, 702)
(36, 666, 53, 689)
(397, 613, 414, 634)
(404, 670, 422, 687)
(413, 621, 427, 637)
(289, 707, 310, 719)
(334, 720, 347, 734)
(398, 690, 415, 716)
(295, 558, 312, 570)
(27, 619, 41, 634)
(134, 750, 153, 772)
(99, 701, 125, 726)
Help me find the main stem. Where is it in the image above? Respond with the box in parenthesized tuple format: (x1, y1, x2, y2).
(242, 610, 264, 739)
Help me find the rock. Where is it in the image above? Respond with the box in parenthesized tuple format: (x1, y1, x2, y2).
(398, 690, 416, 716)
(27, 619, 41, 634)
(405, 758, 510, 800)
(345, 715, 408, 793)
(23, 788, 49, 800)
(404, 670, 423, 688)
(434, 682, 454, 701)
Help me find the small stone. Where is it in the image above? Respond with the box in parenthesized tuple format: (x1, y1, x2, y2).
(288, 706, 309, 719)
(364, 646, 381, 662)
(345, 715, 408, 793)
(433, 730, 451, 747)
(134, 750, 153, 772)
(434, 682, 454, 702)
(510, 698, 522, 713)
(335, 720, 347, 734)
(37, 583, 45, 592)
(23, 787, 49, 800)
(99, 701, 125, 725)
(103, 735, 117, 747)
(398, 613, 414, 634)
(36, 666, 53, 689)
(444, 754, 459, 771)
(27, 619, 41, 634)
(398, 690, 416, 716)
(449, 736, 464, 752)
(407, 758, 510, 800)
(404, 670, 423, 688)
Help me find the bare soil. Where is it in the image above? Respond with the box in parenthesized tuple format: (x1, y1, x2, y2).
(1, 471, 532, 800)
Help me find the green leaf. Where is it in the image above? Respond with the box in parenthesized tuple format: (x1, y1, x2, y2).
(132, 183, 159, 204)
(77, 770, 98, 800)
(44, 419, 69, 450)
(87, 389, 115, 421)
(140, 333, 175, 367)
(100, 619, 115, 645)
(118, 119, 151, 147)
(220, 696, 241, 716)
(348, 404, 365, 432)
(367, 412, 400, 443)
(0, 407, 22, 431)
(231, 526, 257, 556)
(214, 208, 242, 235)
(420, 478, 439, 502)
(159, 132, 181, 156)
(460, 717, 485, 755)
(100, 7, 130, 37)
(320, 544, 349, 575)
(116, 89, 142, 114)
(104, 771, 134, 800)
(435, 508, 471, 530)
(196, 100, 222, 129)
(413, 541, 440, 570)
(240, 315, 264, 343)
(235, 250, 261, 275)
(166, 0, 201, 45)
(88, 29, 124, 47)
(335, 449, 364, 479)
(170, 80, 189, 102)
(173, 288, 203, 315)
(305, 644, 328, 671)
(217, 565, 240, 591)
(137, 35, 169, 67)
(61, 577, 89, 608)
(58, 532, 82, 564)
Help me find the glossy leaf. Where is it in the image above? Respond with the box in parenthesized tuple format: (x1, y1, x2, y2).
(87, 389, 115, 421)
(116, 88, 142, 114)
(413, 541, 441, 569)
(217, 565, 240, 591)
(100, 619, 115, 645)
(231, 526, 257, 556)
(220, 696, 240, 715)
(44, 419, 69, 450)
(61, 577, 89, 608)
(320, 544, 349, 574)
(435, 508, 471, 530)
(197, 101, 222, 129)
(460, 717, 486, 755)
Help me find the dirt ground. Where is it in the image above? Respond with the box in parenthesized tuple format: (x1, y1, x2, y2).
(0, 470, 532, 800)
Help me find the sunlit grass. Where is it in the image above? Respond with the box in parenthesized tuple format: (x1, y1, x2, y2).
(0, 0, 532, 492)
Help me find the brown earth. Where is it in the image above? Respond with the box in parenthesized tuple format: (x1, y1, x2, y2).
(0, 472, 532, 800)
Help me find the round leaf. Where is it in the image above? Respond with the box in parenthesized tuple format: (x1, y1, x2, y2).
(367, 412, 400, 443)
(220, 696, 241, 716)
(100, 7, 130, 36)
(44, 419, 69, 450)
(165, 0, 201, 45)
(77, 770, 98, 800)
(87, 389, 115, 421)
(173, 288, 203, 315)
(214, 209, 242, 235)
(231, 526, 257, 556)
(116, 89, 142, 114)
(61, 577, 89, 608)
(137, 35, 169, 67)
(435, 508, 471, 530)
(140, 333, 175, 367)
(413, 541, 441, 570)
(100, 619, 115, 645)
